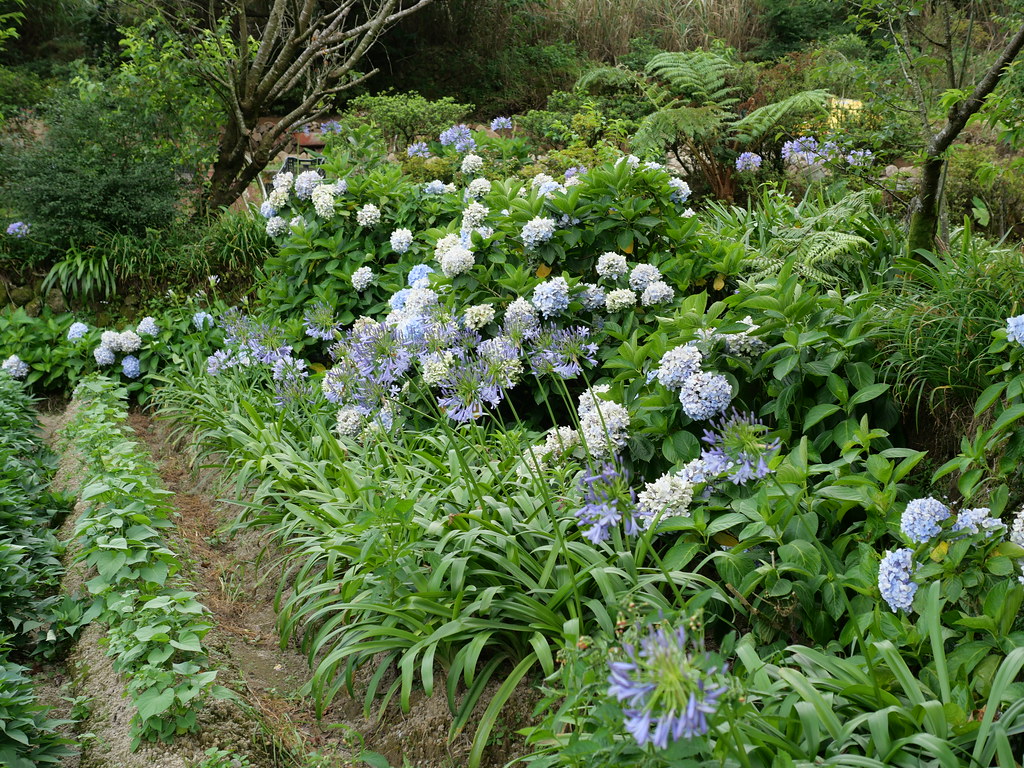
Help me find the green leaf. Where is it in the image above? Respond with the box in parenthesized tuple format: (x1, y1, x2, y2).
(134, 686, 176, 720)
(847, 383, 889, 407)
(803, 404, 840, 431)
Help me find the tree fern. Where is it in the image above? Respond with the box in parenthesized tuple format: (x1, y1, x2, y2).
(644, 51, 737, 104)
(732, 89, 830, 143)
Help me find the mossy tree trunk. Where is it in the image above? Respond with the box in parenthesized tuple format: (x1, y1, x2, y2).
(907, 21, 1024, 258)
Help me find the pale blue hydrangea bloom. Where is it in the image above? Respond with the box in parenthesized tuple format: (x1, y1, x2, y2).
(121, 355, 141, 379)
(136, 317, 159, 336)
(67, 322, 89, 341)
(390, 228, 414, 254)
(531, 276, 570, 318)
(193, 311, 215, 330)
(294, 170, 322, 200)
(878, 548, 917, 612)
(424, 180, 448, 195)
(951, 507, 1004, 537)
(352, 267, 374, 291)
(259, 200, 277, 219)
(94, 346, 116, 366)
(266, 216, 288, 237)
(1006, 315, 1024, 345)
(1, 354, 28, 379)
(656, 345, 702, 389)
(668, 178, 691, 204)
(900, 497, 950, 543)
(521, 217, 556, 250)
(679, 372, 732, 420)
(408, 264, 434, 288)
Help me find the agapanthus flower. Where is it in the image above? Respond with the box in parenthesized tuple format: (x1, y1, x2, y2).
(465, 178, 492, 199)
(93, 346, 116, 366)
(266, 216, 288, 237)
(700, 410, 780, 485)
(531, 276, 570, 318)
(5, 221, 29, 237)
(564, 165, 587, 180)
(879, 548, 918, 613)
(782, 137, 820, 165)
(407, 264, 434, 288)
(351, 267, 374, 292)
(490, 116, 513, 132)
(579, 283, 605, 310)
(118, 330, 142, 353)
(390, 228, 414, 254)
(424, 180, 448, 195)
(477, 335, 523, 389)
(846, 148, 873, 166)
(320, 120, 342, 134)
(463, 304, 496, 330)
(407, 142, 431, 158)
(1006, 315, 1024, 346)
(628, 264, 662, 292)
(437, 357, 501, 422)
(668, 178, 691, 204)
(121, 355, 141, 379)
(951, 507, 1004, 537)
(1, 354, 28, 379)
(461, 154, 484, 175)
(530, 326, 598, 379)
(193, 311, 215, 330)
(656, 345, 703, 389)
(304, 301, 340, 341)
(735, 152, 762, 172)
(67, 322, 89, 341)
(311, 185, 335, 218)
(901, 497, 951, 543)
(679, 372, 732, 420)
(271, 356, 311, 406)
(521, 216, 556, 250)
(605, 289, 637, 312)
(596, 252, 628, 280)
(641, 280, 674, 306)
(607, 622, 728, 748)
(575, 462, 637, 543)
(294, 170, 323, 200)
(439, 124, 475, 153)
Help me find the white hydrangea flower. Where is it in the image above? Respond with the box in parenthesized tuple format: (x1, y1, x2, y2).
(356, 203, 381, 227)
(404, 288, 439, 315)
(466, 178, 492, 198)
(390, 228, 414, 253)
(272, 172, 293, 191)
(605, 288, 637, 311)
(352, 267, 374, 291)
(435, 233, 463, 260)
(336, 407, 366, 437)
(580, 399, 630, 458)
(266, 216, 288, 237)
(117, 330, 142, 353)
(101, 330, 123, 352)
(1011, 506, 1024, 548)
(462, 202, 489, 230)
(637, 473, 694, 522)
(629, 264, 662, 292)
(312, 185, 335, 218)
(461, 154, 484, 175)
(464, 304, 496, 330)
(421, 351, 455, 386)
(596, 252, 628, 280)
(440, 246, 475, 277)
(641, 280, 674, 306)
(268, 187, 289, 209)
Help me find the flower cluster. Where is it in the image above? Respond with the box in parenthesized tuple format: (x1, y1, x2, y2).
(5, 221, 29, 237)
(597, 252, 628, 280)
(193, 311, 215, 330)
(607, 622, 728, 749)
(352, 267, 375, 292)
(667, 178, 691, 204)
(735, 152, 762, 172)
(579, 387, 630, 459)
(311, 185, 335, 218)
(700, 410, 779, 485)
(390, 228, 414, 254)
(1, 354, 28, 379)
(439, 124, 476, 153)
(465, 178, 491, 199)
(1006, 315, 1024, 346)
(531, 277, 570, 318)
(654, 345, 732, 420)
(521, 217, 556, 250)
(460, 154, 483, 175)
(356, 203, 381, 227)
(878, 548, 918, 613)
(636, 473, 694, 525)
(900, 497, 951, 543)
(294, 170, 322, 200)
(490, 116, 513, 132)
(574, 461, 640, 543)
(407, 142, 431, 158)
(67, 322, 89, 342)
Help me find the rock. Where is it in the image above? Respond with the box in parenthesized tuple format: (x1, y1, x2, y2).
(24, 298, 42, 317)
(8, 286, 33, 306)
(45, 287, 66, 314)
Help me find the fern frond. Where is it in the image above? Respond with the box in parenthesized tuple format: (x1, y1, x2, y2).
(632, 105, 729, 155)
(576, 65, 641, 93)
(732, 89, 831, 143)
(644, 51, 737, 103)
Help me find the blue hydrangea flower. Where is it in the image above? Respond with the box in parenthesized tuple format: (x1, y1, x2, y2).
(294, 170, 322, 200)
(607, 622, 729, 749)
(407, 142, 431, 158)
(668, 178, 691, 204)
(424, 180, 448, 195)
(407, 264, 434, 288)
(1, 354, 29, 379)
(900, 497, 951, 543)
(531, 277, 570, 318)
(136, 317, 159, 337)
(439, 124, 476, 153)
(656, 344, 702, 389)
(1006, 315, 1024, 345)
(390, 228, 414, 254)
(67, 322, 89, 341)
(521, 217, 556, 250)
(878, 548, 918, 613)
(679, 372, 732, 421)
(490, 116, 513, 132)
(259, 200, 277, 219)
(193, 311, 215, 330)
(121, 355, 141, 379)
(735, 152, 762, 172)
(93, 346, 115, 366)
(5, 221, 29, 237)
(951, 507, 1004, 537)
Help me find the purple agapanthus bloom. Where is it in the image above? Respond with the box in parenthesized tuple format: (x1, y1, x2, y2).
(607, 623, 729, 749)
(304, 301, 340, 341)
(490, 116, 513, 132)
(529, 326, 598, 379)
(439, 124, 476, 153)
(700, 410, 779, 485)
(5, 221, 29, 237)
(575, 462, 641, 543)
(407, 141, 431, 158)
(735, 152, 762, 172)
(436, 357, 501, 422)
